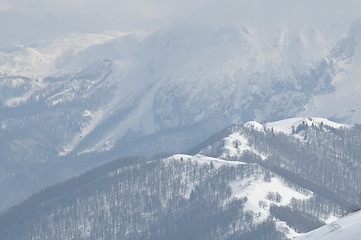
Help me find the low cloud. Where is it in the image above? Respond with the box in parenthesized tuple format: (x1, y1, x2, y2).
(1, 0, 361, 47)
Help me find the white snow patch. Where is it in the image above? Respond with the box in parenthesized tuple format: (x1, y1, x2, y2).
(3, 76, 47, 107)
(5, 91, 34, 107)
(244, 121, 264, 132)
(59, 109, 104, 156)
(83, 109, 92, 117)
(58, 63, 132, 156)
(8, 77, 25, 88)
(276, 221, 301, 239)
(266, 117, 350, 135)
(78, 58, 179, 155)
(46, 87, 79, 106)
(227, 175, 312, 224)
(170, 154, 246, 169)
(323, 215, 339, 224)
(221, 132, 268, 160)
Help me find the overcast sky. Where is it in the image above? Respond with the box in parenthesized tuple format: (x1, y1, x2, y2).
(1, 0, 361, 48)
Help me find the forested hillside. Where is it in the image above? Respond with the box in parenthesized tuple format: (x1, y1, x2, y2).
(1, 118, 360, 239)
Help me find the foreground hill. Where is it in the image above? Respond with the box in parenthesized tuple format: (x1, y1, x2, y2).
(295, 210, 361, 240)
(1, 118, 360, 239)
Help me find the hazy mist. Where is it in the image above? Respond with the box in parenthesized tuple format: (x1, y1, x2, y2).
(1, 0, 361, 47)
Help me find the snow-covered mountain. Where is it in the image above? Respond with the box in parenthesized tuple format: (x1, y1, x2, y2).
(1, 22, 361, 213)
(295, 211, 361, 240)
(1, 117, 360, 239)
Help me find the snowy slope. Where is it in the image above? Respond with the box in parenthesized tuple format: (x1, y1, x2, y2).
(220, 132, 268, 159)
(201, 117, 349, 161)
(243, 117, 351, 142)
(265, 117, 350, 134)
(0, 31, 137, 79)
(159, 153, 317, 238)
(170, 154, 246, 168)
(227, 174, 312, 238)
(295, 211, 361, 240)
(301, 23, 361, 124)
(194, 116, 361, 238)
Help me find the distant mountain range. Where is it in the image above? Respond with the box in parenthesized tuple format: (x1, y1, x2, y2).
(1, 21, 361, 214)
(1, 117, 360, 239)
